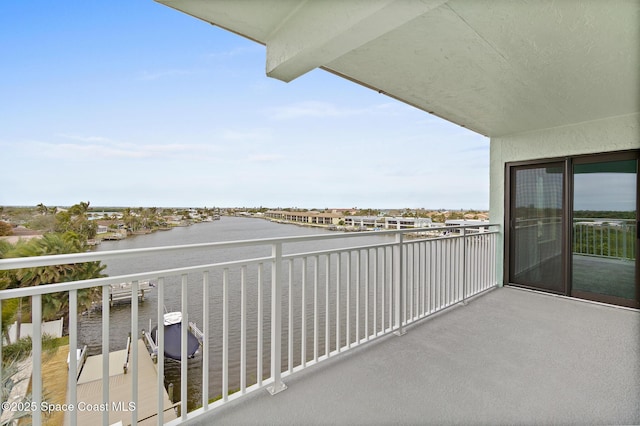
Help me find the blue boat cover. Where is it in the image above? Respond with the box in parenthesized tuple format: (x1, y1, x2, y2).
(151, 323, 200, 361)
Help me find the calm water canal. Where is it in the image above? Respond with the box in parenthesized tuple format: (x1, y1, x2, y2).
(79, 216, 392, 411)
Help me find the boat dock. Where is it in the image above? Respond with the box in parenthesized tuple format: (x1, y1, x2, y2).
(109, 281, 154, 306)
(68, 339, 177, 425)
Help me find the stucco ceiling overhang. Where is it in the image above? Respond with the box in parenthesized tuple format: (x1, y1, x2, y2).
(156, 0, 640, 138)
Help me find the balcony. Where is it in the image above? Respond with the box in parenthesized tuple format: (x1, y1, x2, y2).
(193, 286, 640, 425)
(0, 224, 638, 425)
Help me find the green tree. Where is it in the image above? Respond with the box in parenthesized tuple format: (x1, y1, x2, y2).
(0, 233, 106, 342)
(55, 202, 97, 240)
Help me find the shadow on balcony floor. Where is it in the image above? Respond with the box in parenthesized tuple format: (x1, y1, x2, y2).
(187, 287, 640, 425)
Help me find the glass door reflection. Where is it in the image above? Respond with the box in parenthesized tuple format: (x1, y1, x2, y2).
(572, 159, 637, 304)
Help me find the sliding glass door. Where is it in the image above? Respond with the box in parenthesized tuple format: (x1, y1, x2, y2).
(508, 151, 639, 308)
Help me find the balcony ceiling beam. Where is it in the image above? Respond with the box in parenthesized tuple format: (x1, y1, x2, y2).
(263, 0, 448, 82)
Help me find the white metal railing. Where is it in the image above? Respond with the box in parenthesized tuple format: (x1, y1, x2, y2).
(573, 218, 636, 260)
(0, 224, 499, 425)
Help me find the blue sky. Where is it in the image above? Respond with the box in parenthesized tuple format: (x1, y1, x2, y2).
(0, 1, 489, 210)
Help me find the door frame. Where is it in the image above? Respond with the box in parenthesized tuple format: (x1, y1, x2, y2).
(504, 157, 569, 295)
(504, 149, 639, 308)
(569, 150, 639, 308)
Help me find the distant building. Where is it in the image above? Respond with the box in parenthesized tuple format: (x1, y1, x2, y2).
(344, 216, 436, 229)
(445, 219, 490, 233)
(264, 210, 342, 225)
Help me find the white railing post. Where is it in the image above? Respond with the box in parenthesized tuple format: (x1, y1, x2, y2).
(394, 233, 406, 336)
(267, 243, 287, 395)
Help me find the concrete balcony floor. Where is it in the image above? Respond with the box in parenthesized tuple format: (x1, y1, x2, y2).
(187, 287, 640, 425)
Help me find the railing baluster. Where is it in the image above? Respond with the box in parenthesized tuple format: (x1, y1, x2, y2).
(373, 248, 378, 336)
(411, 243, 416, 321)
(313, 255, 319, 362)
(325, 255, 330, 358)
(355, 250, 360, 345)
(157, 277, 165, 426)
(388, 246, 393, 331)
(240, 267, 247, 394)
(336, 253, 341, 353)
(421, 241, 424, 317)
(181, 274, 188, 419)
(346, 252, 351, 349)
(461, 231, 467, 303)
(388, 246, 394, 330)
(483, 235, 487, 289)
(102, 285, 110, 426)
(68, 289, 78, 426)
(222, 269, 229, 402)
(380, 247, 387, 334)
(258, 263, 263, 387)
(470, 238, 476, 294)
(394, 233, 405, 335)
(420, 242, 425, 317)
(288, 259, 293, 373)
(301, 257, 307, 367)
(364, 249, 369, 342)
(436, 240, 441, 311)
(130, 280, 139, 426)
(203, 271, 210, 405)
(32, 294, 42, 426)
(448, 240, 453, 306)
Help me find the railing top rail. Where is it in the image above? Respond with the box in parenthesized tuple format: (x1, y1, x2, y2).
(0, 223, 499, 271)
(573, 217, 635, 223)
(0, 255, 277, 300)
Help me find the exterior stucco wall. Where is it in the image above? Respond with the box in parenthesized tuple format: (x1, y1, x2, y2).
(489, 113, 640, 285)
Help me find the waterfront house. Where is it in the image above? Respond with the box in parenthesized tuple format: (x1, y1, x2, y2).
(0, 1, 637, 425)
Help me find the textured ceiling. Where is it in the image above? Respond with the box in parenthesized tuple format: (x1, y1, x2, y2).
(157, 0, 640, 137)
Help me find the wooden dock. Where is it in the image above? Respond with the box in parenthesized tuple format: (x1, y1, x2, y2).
(68, 339, 177, 425)
(109, 281, 154, 306)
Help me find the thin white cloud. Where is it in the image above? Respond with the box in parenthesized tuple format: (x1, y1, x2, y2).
(17, 137, 224, 161)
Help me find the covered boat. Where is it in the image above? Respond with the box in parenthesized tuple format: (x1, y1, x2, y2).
(150, 312, 201, 361)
